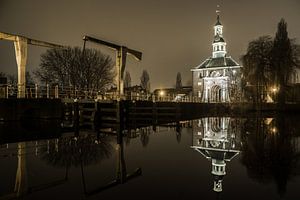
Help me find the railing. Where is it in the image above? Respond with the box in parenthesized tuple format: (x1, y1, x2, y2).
(0, 84, 205, 103)
(1, 84, 253, 104)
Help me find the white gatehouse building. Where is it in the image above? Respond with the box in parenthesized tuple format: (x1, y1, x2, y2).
(191, 10, 242, 102)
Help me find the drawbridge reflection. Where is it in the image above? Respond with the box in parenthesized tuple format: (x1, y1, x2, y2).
(191, 117, 242, 193)
(81, 130, 142, 196)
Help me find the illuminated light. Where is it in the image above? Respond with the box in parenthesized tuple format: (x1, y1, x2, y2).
(232, 70, 236, 74)
(272, 127, 277, 133)
(271, 87, 278, 93)
(198, 82, 202, 86)
(159, 90, 165, 96)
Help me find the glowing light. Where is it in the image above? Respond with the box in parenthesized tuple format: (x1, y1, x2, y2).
(271, 87, 278, 93)
(159, 90, 165, 96)
(198, 82, 202, 86)
(272, 127, 277, 133)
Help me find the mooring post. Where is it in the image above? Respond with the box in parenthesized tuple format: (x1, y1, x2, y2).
(46, 84, 49, 98)
(152, 101, 157, 128)
(35, 84, 38, 98)
(6, 85, 8, 98)
(176, 102, 180, 122)
(116, 100, 124, 142)
(74, 99, 79, 135)
(55, 85, 59, 98)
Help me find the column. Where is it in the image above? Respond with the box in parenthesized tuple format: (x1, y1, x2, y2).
(14, 37, 27, 98)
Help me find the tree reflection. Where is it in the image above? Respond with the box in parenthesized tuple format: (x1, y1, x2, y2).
(40, 133, 114, 167)
(241, 115, 300, 197)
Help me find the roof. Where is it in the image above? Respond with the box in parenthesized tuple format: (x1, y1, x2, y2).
(213, 35, 225, 43)
(196, 148, 240, 161)
(195, 56, 240, 69)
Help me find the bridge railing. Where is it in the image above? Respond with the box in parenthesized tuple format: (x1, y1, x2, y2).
(1, 84, 205, 103)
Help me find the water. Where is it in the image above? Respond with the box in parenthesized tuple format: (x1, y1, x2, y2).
(1, 115, 300, 200)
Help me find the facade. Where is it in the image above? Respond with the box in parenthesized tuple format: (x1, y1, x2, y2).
(191, 11, 242, 102)
(191, 117, 242, 193)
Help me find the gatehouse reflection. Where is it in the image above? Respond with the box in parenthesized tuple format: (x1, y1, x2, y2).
(191, 117, 242, 193)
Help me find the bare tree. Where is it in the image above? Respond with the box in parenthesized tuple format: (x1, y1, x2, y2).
(35, 47, 115, 92)
(124, 71, 131, 88)
(7, 74, 17, 85)
(140, 70, 150, 92)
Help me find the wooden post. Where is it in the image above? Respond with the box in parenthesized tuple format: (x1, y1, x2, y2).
(14, 37, 27, 98)
(74, 100, 79, 135)
(152, 102, 157, 128)
(55, 85, 59, 98)
(46, 84, 50, 98)
(176, 102, 180, 122)
(35, 84, 38, 98)
(6, 85, 8, 98)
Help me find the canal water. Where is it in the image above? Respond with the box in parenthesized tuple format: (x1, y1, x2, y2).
(0, 115, 300, 200)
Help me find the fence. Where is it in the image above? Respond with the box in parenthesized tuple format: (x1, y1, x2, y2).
(0, 84, 203, 103)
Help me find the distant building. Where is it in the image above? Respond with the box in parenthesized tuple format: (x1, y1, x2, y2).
(191, 10, 242, 102)
(105, 85, 147, 100)
(153, 86, 192, 101)
(124, 85, 147, 99)
(191, 117, 242, 193)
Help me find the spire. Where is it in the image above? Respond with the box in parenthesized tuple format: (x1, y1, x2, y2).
(215, 5, 222, 26)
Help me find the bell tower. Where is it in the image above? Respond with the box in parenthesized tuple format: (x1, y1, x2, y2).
(212, 7, 227, 58)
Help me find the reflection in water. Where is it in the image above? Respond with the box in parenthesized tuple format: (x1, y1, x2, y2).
(14, 142, 27, 198)
(82, 130, 142, 196)
(241, 115, 300, 197)
(191, 117, 242, 193)
(40, 133, 113, 167)
(0, 140, 69, 199)
(2, 116, 300, 199)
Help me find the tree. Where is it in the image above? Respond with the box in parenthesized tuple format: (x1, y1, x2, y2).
(176, 72, 182, 90)
(0, 72, 5, 78)
(241, 36, 273, 104)
(241, 19, 300, 105)
(35, 47, 114, 92)
(26, 71, 35, 86)
(271, 18, 300, 105)
(124, 71, 131, 88)
(7, 74, 17, 85)
(140, 70, 150, 92)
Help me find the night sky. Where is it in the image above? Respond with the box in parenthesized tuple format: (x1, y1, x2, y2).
(0, 0, 299, 90)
